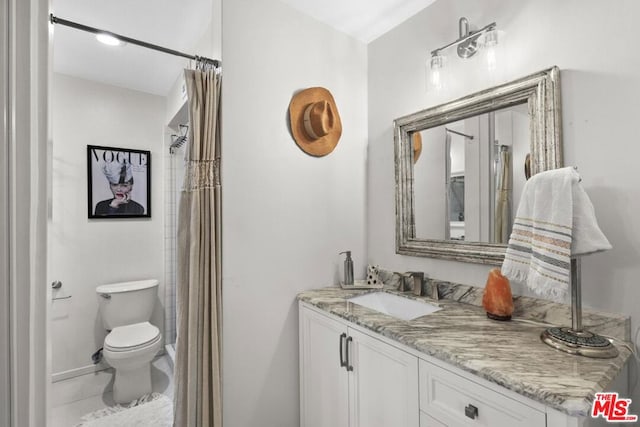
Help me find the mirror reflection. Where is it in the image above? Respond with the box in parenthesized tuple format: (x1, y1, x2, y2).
(412, 103, 528, 244)
(394, 66, 562, 265)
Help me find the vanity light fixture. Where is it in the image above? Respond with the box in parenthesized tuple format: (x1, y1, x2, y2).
(428, 17, 499, 90)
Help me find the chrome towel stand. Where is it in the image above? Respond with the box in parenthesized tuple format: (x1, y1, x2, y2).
(540, 258, 618, 358)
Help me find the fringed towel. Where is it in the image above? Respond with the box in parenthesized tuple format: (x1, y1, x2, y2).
(501, 167, 611, 301)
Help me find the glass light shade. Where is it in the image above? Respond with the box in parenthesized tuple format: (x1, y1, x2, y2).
(482, 28, 499, 47)
(430, 53, 444, 69)
(429, 54, 446, 90)
(479, 29, 501, 73)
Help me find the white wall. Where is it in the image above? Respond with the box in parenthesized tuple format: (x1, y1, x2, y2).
(50, 73, 166, 376)
(449, 135, 465, 174)
(368, 0, 640, 406)
(166, 0, 221, 124)
(463, 116, 484, 241)
(495, 106, 528, 232)
(221, 0, 367, 425)
(414, 127, 447, 238)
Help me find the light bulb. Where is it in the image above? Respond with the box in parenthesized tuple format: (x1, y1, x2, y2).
(429, 53, 445, 91)
(486, 46, 497, 72)
(96, 33, 122, 46)
(431, 68, 441, 89)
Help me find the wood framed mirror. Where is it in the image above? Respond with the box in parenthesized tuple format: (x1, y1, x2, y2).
(394, 66, 563, 265)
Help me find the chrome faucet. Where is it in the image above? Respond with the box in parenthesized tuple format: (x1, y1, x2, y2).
(402, 272, 425, 296)
(400, 272, 439, 301)
(399, 272, 412, 292)
(427, 280, 440, 301)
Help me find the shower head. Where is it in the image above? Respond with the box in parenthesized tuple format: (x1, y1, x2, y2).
(171, 135, 187, 147)
(169, 135, 187, 154)
(169, 124, 189, 153)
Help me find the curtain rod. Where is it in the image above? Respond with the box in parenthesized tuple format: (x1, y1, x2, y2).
(49, 14, 221, 68)
(445, 128, 474, 140)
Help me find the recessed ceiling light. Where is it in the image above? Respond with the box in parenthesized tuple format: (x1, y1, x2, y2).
(96, 33, 122, 46)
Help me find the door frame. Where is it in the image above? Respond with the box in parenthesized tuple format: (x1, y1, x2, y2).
(1, 0, 50, 425)
(1, 0, 11, 422)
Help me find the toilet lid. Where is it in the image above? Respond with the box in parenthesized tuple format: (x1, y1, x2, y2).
(105, 322, 160, 350)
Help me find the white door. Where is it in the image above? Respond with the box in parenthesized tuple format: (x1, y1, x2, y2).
(299, 306, 349, 427)
(348, 328, 419, 427)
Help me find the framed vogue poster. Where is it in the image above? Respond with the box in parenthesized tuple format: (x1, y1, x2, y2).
(87, 145, 151, 218)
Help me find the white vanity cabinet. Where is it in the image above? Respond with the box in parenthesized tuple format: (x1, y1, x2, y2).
(299, 303, 419, 427)
(299, 301, 613, 427)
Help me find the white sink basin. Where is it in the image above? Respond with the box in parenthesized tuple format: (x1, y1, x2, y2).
(347, 292, 441, 321)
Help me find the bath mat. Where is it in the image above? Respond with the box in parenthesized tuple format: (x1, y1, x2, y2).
(74, 393, 173, 427)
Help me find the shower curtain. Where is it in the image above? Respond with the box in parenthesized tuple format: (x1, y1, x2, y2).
(494, 146, 511, 244)
(444, 132, 452, 240)
(173, 65, 222, 427)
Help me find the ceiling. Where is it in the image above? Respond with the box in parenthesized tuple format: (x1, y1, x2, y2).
(52, 0, 436, 96)
(52, 0, 213, 96)
(281, 0, 436, 43)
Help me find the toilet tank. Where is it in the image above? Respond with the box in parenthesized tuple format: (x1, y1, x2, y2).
(96, 279, 159, 330)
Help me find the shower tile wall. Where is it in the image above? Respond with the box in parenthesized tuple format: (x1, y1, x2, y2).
(164, 140, 187, 347)
(164, 116, 188, 348)
(164, 146, 177, 346)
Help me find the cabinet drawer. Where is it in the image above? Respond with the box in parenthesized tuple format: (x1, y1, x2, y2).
(419, 360, 545, 427)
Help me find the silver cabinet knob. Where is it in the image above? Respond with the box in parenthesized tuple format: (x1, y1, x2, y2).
(465, 404, 478, 419)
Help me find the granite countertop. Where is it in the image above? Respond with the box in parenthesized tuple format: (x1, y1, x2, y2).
(297, 281, 632, 417)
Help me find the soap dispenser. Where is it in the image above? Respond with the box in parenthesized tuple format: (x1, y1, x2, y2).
(339, 251, 354, 286)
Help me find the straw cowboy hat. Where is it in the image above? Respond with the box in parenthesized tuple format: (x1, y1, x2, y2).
(412, 132, 422, 164)
(289, 87, 342, 157)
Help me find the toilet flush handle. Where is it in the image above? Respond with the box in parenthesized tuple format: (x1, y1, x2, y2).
(98, 293, 111, 299)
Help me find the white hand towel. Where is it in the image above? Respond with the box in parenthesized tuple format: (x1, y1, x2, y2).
(501, 167, 611, 301)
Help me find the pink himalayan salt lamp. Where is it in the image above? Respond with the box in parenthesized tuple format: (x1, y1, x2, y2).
(482, 268, 514, 321)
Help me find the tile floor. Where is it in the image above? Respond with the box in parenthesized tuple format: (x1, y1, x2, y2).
(50, 355, 173, 427)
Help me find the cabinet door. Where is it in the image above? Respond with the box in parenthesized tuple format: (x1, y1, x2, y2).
(299, 306, 349, 427)
(348, 328, 419, 427)
(420, 411, 447, 427)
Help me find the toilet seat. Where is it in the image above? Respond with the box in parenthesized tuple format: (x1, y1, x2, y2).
(105, 321, 161, 352)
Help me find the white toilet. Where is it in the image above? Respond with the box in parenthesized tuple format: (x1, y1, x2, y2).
(96, 279, 162, 404)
